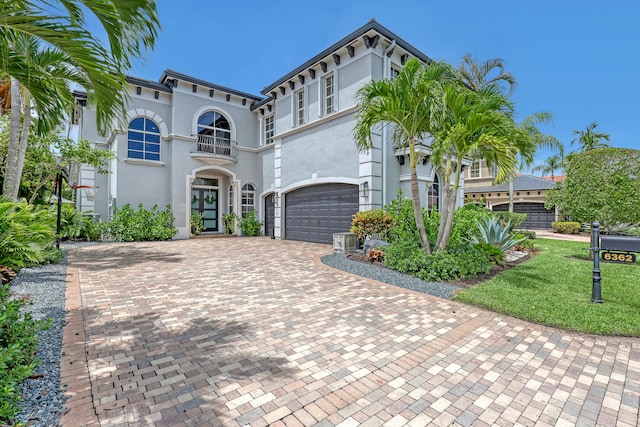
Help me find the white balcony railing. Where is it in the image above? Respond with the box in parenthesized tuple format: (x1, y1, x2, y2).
(196, 134, 237, 158)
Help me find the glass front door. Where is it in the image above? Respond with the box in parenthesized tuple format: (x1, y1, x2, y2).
(191, 188, 218, 231)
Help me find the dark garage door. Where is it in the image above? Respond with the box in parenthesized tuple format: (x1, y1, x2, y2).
(264, 193, 275, 238)
(493, 202, 555, 230)
(285, 184, 358, 244)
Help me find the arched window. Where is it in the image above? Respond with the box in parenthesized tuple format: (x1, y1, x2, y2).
(197, 111, 232, 155)
(427, 175, 440, 212)
(241, 183, 255, 218)
(127, 117, 160, 161)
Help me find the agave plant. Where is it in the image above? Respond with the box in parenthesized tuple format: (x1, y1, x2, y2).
(471, 216, 527, 252)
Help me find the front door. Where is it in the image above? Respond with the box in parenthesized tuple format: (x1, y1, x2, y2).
(191, 188, 218, 231)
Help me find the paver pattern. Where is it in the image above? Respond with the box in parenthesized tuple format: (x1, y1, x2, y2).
(61, 237, 640, 426)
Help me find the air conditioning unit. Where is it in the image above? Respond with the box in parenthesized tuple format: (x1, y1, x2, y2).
(333, 233, 358, 254)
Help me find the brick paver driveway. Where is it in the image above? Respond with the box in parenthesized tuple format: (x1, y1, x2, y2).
(61, 238, 640, 427)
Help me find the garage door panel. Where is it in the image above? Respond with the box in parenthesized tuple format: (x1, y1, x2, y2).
(285, 184, 358, 244)
(493, 202, 555, 230)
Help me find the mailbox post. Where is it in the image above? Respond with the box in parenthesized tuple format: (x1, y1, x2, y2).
(591, 221, 603, 303)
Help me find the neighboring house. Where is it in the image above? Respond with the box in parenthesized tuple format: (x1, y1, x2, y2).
(73, 19, 467, 244)
(464, 159, 557, 229)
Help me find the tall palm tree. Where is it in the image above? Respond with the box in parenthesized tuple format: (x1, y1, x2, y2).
(571, 121, 610, 151)
(430, 84, 519, 251)
(1, 35, 92, 199)
(0, 0, 160, 199)
(531, 154, 564, 181)
(457, 53, 517, 96)
(354, 59, 455, 253)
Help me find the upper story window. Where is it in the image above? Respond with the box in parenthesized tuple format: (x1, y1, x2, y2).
(323, 74, 335, 115)
(241, 183, 255, 217)
(264, 115, 274, 145)
(390, 65, 400, 80)
(197, 111, 231, 154)
(295, 89, 305, 126)
(470, 160, 481, 178)
(127, 117, 160, 161)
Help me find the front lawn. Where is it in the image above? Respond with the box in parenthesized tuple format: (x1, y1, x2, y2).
(453, 238, 640, 336)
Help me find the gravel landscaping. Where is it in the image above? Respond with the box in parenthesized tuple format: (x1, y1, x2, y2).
(321, 252, 463, 299)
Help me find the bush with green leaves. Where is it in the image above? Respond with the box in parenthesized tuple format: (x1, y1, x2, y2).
(0, 197, 57, 270)
(472, 217, 527, 252)
(492, 211, 527, 230)
(108, 204, 177, 242)
(0, 285, 47, 423)
(551, 221, 581, 234)
(222, 212, 239, 235)
(190, 213, 204, 235)
(546, 148, 640, 228)
(350, 209, 394, 241)
(384, 241, 503, 282)
(239, 210, 262, 236)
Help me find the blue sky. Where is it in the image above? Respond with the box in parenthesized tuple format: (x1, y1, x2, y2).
(128, 0, 639, 167)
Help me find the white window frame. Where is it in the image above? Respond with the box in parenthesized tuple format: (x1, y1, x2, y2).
(470, 160, 481, 178)
(323, 73, 335, 115)
(264, 114, 274, 145)
(295, 88, 305, 126)
(390, 64, 401, 80)
(241, 183, 256, 218)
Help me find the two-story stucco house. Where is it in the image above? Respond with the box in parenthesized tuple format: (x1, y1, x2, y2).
(74, 19, 466, 243)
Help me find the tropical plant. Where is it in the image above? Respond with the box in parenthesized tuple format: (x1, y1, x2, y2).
(0, 0, 160, 199)
(190, 213, 204, 235)
(472, 217, 527, 252)
(571, 122, 610, 152)
(0, 197, 56, 269)
(457, 53, 517, 96)
(430, 83, 519, 251)
(239, 211, 262, 236)
(350, 209, 394, 241)
(222, 212, 239, 235)
(531, 154, 564, 181)
(354, 58, 456, 253)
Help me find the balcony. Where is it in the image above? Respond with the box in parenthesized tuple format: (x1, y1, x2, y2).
(190, 134, 238, 165)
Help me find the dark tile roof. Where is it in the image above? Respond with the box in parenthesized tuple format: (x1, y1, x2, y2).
(159, 69, 262, 101)
(126, 76, 172, 92)
(464, 174, 557, 193)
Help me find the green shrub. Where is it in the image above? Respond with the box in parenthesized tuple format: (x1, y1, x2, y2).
(79, 215, 105, 241)
(384, 193, 439, 246)
(449, 203, 492, 248)
(190, 213, 204, 235)
(350, 209, 394, 240)
(517, 230, 536, 240)
(551, 221, 581, 234)
(239, 210, 262, 236)
(0, 285, 47, 423)
(222, 212, 239, 235)
(493, 211, 527, 230)
(0, 197, 56, 270)
(472, 217, 527, 252)
(384, 240, 502, 282)
(108, 204, 177, 241)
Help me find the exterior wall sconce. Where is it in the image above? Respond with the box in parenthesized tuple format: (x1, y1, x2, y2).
(397, 155, 405, 165)
(273, 192, 280, 208)
(360, 181, 369, 198)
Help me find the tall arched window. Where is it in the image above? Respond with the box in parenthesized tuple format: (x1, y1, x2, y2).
(241, 183, 255, 217)
(197, 111, 231, 155)
(128, 117, 160, 160)
(427, 175, 440, 212)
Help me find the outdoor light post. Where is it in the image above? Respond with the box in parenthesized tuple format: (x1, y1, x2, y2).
(591, 221, 603, 303)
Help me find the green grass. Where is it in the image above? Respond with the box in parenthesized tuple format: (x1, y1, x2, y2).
(453, 238, 640, 336)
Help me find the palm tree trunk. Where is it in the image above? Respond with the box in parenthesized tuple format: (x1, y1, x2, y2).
(435, 161, 461, 251)
(2, 77, 22, 200)
(409, 137, 431, 253)
(15, 91, 31, 198)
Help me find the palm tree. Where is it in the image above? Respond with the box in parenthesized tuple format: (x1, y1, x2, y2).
(531, 154, 564, 182)
(0, 0, 160, 199)
(571, 122, 610, 151)
(457, 53, 517, 96)
(354, 58, 455, 253)
(430, 84, 520, 251)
